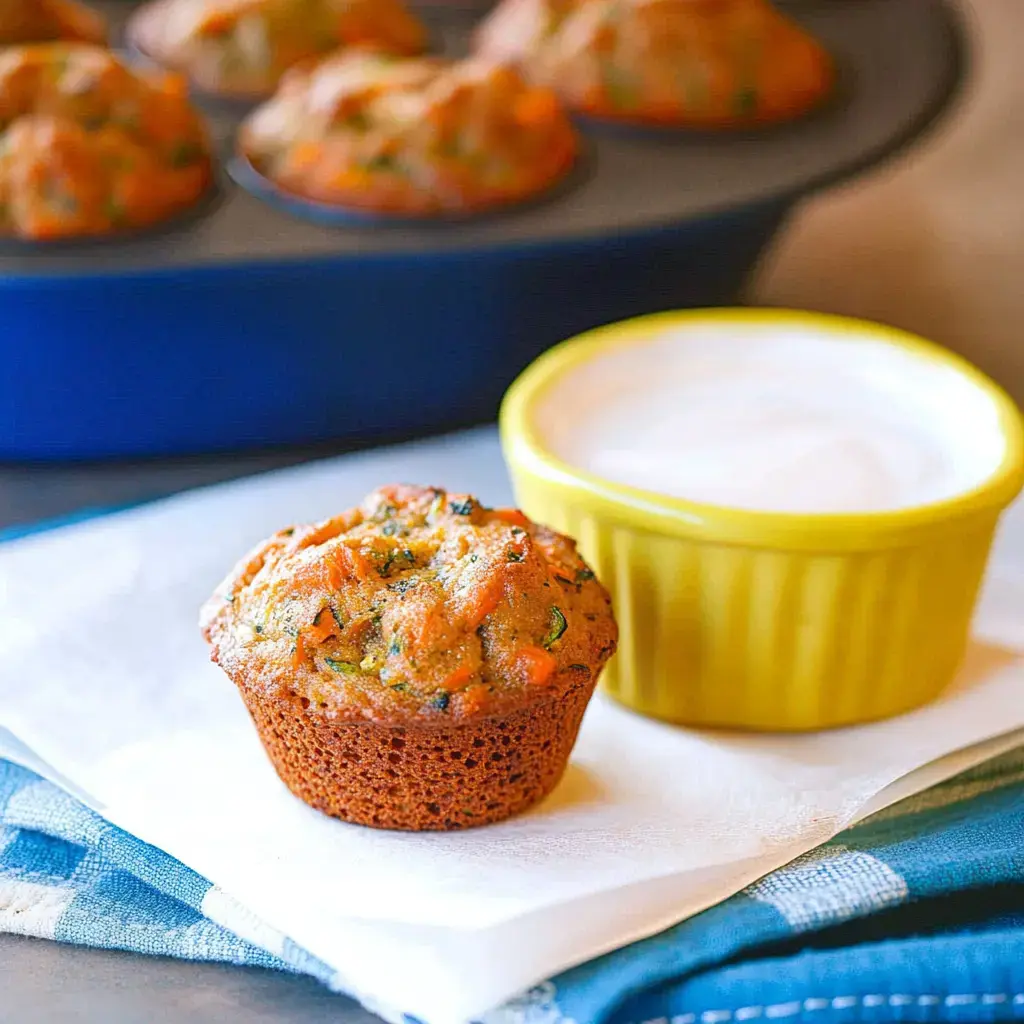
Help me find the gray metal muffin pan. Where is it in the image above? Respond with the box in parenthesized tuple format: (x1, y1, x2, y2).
(4, 0, 964, 274)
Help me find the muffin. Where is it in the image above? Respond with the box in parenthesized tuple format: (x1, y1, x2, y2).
(238, 50, 579, 216)
(200, 485, 618, 831)
(127, 0, 428, 100)
(0, 45, 213, 241)
(474, 0, 834, 128)
(0, 0, 106, 45)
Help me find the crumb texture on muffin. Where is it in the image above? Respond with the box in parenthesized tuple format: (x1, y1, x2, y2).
(0, 0, 106, 45)
(474, 0, 834, 128)
(201, 485, 617, 830)
(238, 50, 578, 215)
(0, 45, 213, 240)
(129, 0, 427, 98)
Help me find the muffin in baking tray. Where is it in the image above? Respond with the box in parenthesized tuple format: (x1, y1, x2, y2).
(474, 0, 834, 129)
(200, 485, 618, 831)
(238, 50, 579, 217)
(0, 45, 214, 241)
(127, 0, 428, 100)
(0, 0, 106, 44)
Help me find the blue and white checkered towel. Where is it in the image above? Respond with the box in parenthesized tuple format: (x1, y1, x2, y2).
(2, 745, 1022, 1024)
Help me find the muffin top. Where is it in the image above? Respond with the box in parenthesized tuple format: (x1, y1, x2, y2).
(473, 0, 834, 128)
(129, 0, 428, 99)
(201, 485, 618, 725)
(0, 45, 213, 240)
(239, 50, 578, 215)
(0, 0, 106, 45)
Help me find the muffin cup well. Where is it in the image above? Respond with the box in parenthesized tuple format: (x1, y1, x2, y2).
(125, 37, 268, 117)
(228, 145, 590, 227)
(0, 173, 223, 250)
(500, 309, 1024, 732)
(239, 669, 597, 831)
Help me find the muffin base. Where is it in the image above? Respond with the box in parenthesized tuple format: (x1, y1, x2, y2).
(239, 674, 597, 830)
(232, 144, 581, 221)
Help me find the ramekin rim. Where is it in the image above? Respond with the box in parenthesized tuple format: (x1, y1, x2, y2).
(499, 308, 1024, 548)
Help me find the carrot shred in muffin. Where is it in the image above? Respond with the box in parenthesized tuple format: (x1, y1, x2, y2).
(238, 50, 579, 216)
(128, 0, 428, 99)
(200, 485, 618, 830)
(474, 0, 834, 128)
(0, 0, 106, 45)
(0, 45, 214, 241)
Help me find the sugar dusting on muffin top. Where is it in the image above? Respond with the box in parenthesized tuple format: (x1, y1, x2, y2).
(201, 485, 617, 725)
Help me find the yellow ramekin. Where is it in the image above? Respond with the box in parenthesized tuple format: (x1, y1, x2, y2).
(500, 309, 1024, 731)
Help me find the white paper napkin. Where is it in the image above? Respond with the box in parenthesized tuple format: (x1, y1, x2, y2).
(1, 427, 1023, 1024)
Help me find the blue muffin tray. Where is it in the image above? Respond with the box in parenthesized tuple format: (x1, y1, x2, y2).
(0, 0, 963, 460)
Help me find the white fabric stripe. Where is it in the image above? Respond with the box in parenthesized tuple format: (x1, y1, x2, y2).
(201, 886, 287, 958)
(6, 779, 105, 845)
(0, 879, 75, 939)
(743, 845, 908, 931)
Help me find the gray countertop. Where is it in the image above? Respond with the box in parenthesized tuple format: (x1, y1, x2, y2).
(0, 449, 325, 532)
(0, 933, 379, 1024)
(0, 448, 382, 1024)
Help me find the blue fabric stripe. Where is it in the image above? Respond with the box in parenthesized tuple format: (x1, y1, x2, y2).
(622, 929, 1024, 1024)
(843, 784, 1024, 895)
(0, 828, 87, 882)
(0, 767, 213, 913)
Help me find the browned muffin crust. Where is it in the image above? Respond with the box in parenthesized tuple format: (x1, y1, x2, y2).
(239, 669, 596, 830)
(201, 484, 617, 830)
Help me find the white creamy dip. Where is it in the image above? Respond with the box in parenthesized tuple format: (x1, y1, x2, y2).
(534, 321, 1008, 514)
